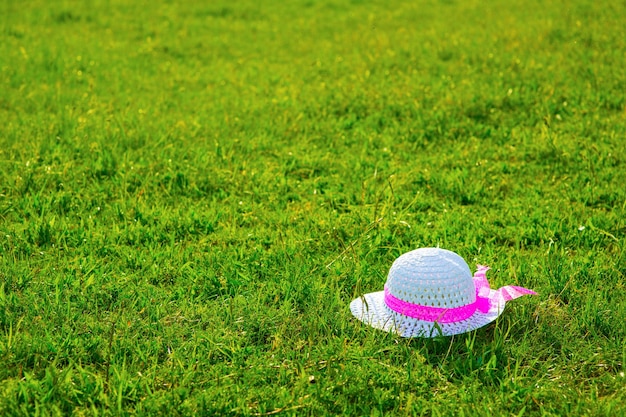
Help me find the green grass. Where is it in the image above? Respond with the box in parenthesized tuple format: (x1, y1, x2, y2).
(1, 0, 625, 415)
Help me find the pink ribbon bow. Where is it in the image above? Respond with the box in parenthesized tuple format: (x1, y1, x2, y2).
(384, 265, 537, 323)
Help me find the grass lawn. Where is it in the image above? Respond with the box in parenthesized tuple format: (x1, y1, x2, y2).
(1, 0, 625, 415)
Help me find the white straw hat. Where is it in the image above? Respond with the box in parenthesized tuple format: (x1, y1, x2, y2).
(350, 247, 537, 338)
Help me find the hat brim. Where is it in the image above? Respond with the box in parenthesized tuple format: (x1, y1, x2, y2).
(350, 290, 505, 338)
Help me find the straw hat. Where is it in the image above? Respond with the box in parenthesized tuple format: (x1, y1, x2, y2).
(350, 247, 537, 337)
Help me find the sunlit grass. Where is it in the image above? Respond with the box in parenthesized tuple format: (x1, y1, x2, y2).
(1, 0, 625, 415)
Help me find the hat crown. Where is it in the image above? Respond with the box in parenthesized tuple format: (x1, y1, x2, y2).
(386, 248, 475, 308)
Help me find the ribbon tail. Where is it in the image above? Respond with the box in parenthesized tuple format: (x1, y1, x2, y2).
(473, 265, 492, 313)
(491, 286, 538, 311)
(495, 286, 538, 302)
(473, 265, 491, 296)
(472, 266, 538, 314)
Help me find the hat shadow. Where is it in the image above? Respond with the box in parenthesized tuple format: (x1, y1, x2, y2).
(403, 315, 531, 385)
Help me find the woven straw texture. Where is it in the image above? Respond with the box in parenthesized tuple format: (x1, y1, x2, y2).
(350, 290, 502, 337)
(387, 247, 475, 308)
(350, 248, 505, 337)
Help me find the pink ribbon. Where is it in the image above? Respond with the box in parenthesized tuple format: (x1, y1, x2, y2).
(384, 265, 537, 323)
